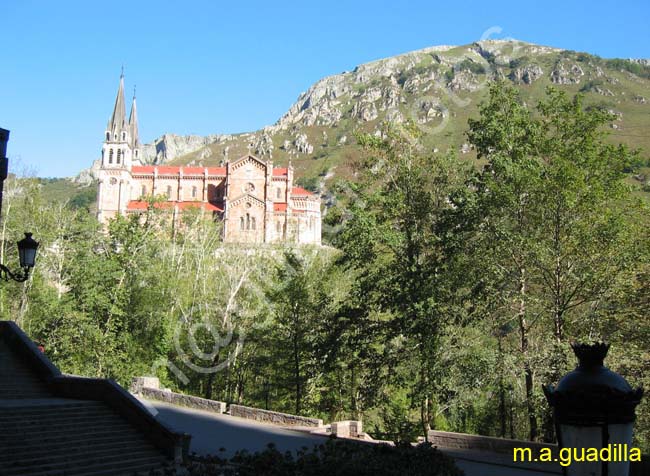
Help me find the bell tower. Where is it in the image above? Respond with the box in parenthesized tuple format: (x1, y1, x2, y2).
(101, 72, 136, 169)
(97, 72, 137, 225)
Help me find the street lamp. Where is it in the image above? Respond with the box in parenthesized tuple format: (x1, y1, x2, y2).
(544, 342, 643, 476)
(0, 232, 39, 282)
(0, 128, 39, 282)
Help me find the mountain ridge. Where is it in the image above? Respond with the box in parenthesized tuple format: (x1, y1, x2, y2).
(77, 40, 650, 196)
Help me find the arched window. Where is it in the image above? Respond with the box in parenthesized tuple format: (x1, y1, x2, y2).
(276, 188, 281, 199)
(251, 217, 256, 230)
(166, 186, 172, 200)
(116, 149, 121, 164)
(106, 132, 110, 141)
(276, 221, 282, 233)
(192, 186, 197, 199)
(134, 150, 138, 158)
(122, 131, 126, 141)
(109, 149, 114, 164)
(246, 213, 251, 230)
(141, 185, 147, 197)
(240, 216, 245, 230)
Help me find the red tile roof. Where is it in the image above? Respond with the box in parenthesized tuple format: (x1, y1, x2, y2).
(206, 167, 226, 175)
(291, 187, 313, 196)
(127, 200, 223, 212)
(130, 166, 226, 176)
(274, 203, 288, 212)
(155, 166, 180, 175)
(273, 168, 288, 177)
(126, 200, 150, 210)
(131, 165, 156, 174)
(182, 166, 206, 174)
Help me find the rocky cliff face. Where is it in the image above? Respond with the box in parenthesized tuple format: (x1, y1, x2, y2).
(80, 40, 650, 190)
(140, 133, 230, 164)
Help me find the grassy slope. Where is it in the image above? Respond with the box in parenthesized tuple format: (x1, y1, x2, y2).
(39, 178, 97, 212)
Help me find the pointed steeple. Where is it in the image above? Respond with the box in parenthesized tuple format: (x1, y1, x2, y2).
(128, 88, 139, 149)
(107, 72, 127, 138)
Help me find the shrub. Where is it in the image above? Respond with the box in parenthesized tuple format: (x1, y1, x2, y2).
(296, 177, 320, 193)
(604, 59, 650, 79)
(579, 79, 605, 93)
(185, 440, 463, 476)
(455, 59, 486, 75)
(509, 56, 530, 69)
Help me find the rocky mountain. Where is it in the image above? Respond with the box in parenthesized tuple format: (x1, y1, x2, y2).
(140, 133, 229, 164)
(80, 40, 650, 192)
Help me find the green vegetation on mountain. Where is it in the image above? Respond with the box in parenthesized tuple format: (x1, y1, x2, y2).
(38, 178, 96, 211)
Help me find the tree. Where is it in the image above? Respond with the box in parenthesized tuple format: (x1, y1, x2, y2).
(467, 82, 646, 441)
(336, 126, 476, 438)
(266, 249, 344, 415)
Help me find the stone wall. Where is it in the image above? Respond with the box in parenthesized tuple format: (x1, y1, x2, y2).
(141, 387, 226, 414)
(229, 404, 323, 428)
(428, 430, 557, 455)
(130, 376, 226, 414)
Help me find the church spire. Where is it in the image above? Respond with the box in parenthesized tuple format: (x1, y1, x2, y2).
(107, 72, 127, 138)
(128, 87, 139, 149)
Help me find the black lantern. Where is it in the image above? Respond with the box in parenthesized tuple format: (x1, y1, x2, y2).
(544, 343, 643, 476)
(17, 232, 39, 268)
(0, 232, 39, 282)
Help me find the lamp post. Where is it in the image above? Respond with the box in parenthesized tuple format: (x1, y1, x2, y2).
(544, 343, 643, 476)
(0, 128, 39, 282)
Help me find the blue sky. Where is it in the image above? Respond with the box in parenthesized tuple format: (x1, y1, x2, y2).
(3, 0, 649, 178)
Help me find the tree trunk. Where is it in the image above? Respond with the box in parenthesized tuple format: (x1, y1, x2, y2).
(518, 267, 538, 441)
(419, 349, 432, 441)
(350, 363, 358, 419)
(498, 337, 506, 438)
(293, 330, 301, 415)
(204, 348, 221, 400)
(524, 364, 537, 441)
(421, 396, 431, 441)
(553, 256, 564, 343)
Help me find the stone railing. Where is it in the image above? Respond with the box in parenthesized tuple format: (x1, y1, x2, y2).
(132, 377, 324, 428)
(130, 377, 226, 414)
(428, 430, 557, 455)
(229, 404, 323, 428)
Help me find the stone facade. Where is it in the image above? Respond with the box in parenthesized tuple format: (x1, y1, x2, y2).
(97, 75, 321, 245)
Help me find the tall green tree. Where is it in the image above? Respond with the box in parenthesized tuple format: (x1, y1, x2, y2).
(337, 126, 476, 438)
(467, 82, 646, 441)
(265, 249, 344, 415)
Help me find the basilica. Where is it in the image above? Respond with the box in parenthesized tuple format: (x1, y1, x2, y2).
(96, 75, 321, 245)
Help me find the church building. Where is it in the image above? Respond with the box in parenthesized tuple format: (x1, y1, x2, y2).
(96, 75, 321, 245)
